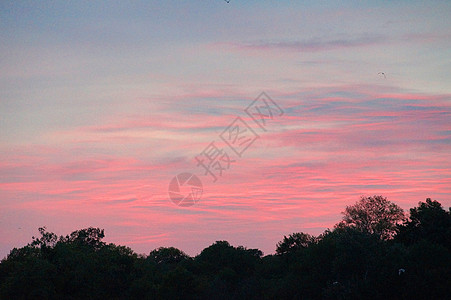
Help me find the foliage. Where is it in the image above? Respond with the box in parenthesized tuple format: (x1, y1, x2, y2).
(337, 195, 405, 240)
(1, 197, 450, 299)
(396, 198, 451, 250)
(276, 232, 317, 255)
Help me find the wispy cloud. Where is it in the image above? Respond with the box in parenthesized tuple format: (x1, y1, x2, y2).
(221, 34, 386, 53)
(2, 0, 451, 259)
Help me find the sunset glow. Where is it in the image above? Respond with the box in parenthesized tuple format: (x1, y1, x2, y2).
(1, 1, 450, 258)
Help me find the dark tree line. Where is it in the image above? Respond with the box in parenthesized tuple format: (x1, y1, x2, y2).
(1, 196, 450, 299)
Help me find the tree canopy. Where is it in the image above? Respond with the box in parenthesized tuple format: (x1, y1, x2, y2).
(337, 195, 405, 240)
(1, 197, 450, 300)
(276, 232, 317, 255)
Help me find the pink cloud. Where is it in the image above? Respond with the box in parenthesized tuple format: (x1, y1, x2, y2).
(1, 86, 450, 258)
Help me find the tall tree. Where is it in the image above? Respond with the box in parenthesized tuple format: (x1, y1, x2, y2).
(396, 198, 451, 249)
(337, 195, 405, 240)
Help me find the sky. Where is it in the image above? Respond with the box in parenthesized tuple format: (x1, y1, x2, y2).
(1, 0, 450, 258)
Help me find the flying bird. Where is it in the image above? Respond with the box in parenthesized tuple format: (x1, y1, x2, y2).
(225, 0, 230, 3)
(378, 72, 386, 79)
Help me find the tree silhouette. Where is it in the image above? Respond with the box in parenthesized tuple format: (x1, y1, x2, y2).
(396, 198, 451, 250)
(276, 232, 317, 255)
(337, 195, 405, 240)
(148, 247, 191, 265)
(60, 227, 105, 250)
(1, 197, 450, 299)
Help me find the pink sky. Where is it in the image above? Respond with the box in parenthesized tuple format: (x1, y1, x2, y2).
(1, 1, 450, 258)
